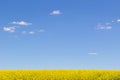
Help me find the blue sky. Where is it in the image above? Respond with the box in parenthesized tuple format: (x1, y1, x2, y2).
(0, 0, 120, 70)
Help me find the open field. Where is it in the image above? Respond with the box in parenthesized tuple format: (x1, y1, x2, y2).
(0, 70, 120, 80)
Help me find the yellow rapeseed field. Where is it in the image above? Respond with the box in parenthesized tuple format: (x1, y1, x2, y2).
(0, 70, 120, 80)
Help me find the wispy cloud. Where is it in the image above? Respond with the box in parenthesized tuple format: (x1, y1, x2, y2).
(95, 18, 120, 30)
(3, 27, 16, 33)
(1, 20, 45, 37)
(88, 52, 97, 55)
(96, 23, 112, 30)
(29, 31, 35, 35)
(11, 21, 32, 26)
(22, 31, 27, 34)
(21, 31, 32, 35)
(38, 29, 45, 32)
(117, 19, 120, 23)
(50, 10, 62, 15)
(21, 29, 45, 35)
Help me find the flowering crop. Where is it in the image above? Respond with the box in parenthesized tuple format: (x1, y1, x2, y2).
(0, 70, 120, 80)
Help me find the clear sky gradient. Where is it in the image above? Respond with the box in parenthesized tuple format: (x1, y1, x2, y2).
(0, 0, 120, 70)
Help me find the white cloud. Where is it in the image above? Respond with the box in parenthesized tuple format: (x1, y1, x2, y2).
(38, 29, 45, 32)
(96, 24, 112, 30)
(117, 19, 120, 23)
(22, 31, 27, 34)
(21, 29, 45, 35)
(3, 27, 16, 33)
(2, 21, 46, 36)
(50, 10, 62, 15)
(106, 26, 112, 29)
(29, 31, 35, 34)
(88, 52, 97, 55)
(11, 21, 32, 26)
(112, 20, 114, 23)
